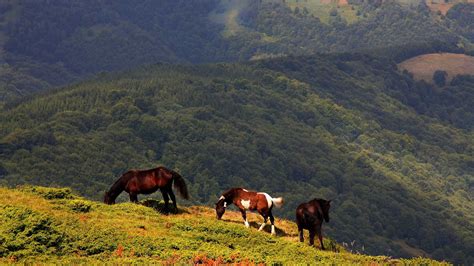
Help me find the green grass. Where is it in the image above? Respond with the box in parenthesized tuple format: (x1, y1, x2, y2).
(283, 0, 361, 24)
(0, 186, 448, 264)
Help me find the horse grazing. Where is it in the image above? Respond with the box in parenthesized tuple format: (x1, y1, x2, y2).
(295, 198, 331, 249)
(215, 188, 284, 235)
(104, 166, 189, 211)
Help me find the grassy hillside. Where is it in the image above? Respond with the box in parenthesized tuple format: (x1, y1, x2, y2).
(0, 54, 472, 264)
(0, 186, 447, 264)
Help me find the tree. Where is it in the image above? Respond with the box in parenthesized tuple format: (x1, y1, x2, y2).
(433, 70, 448, 87)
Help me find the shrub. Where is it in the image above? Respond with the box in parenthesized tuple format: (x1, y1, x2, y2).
(19, 186, 75, 200)
(433, 70, 448, 87)
(0, 205, 65, 258)
(67, 200, 92, 213)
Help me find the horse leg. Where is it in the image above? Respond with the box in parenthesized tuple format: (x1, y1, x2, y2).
(298, 224, 304, 243)
(168, 186, 177, 211)
(316, 224, 325, 250)
(258, 210, 268, 231)
(160, 188, 170, 212)
(269, 211, 276, 236)
(129, 193, 138, 203)
(309, 229, 316, 246)
(240, 209, 250, 228)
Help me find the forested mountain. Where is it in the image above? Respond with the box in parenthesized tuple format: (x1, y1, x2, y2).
(0, 0, 472, 101)
(1, 53, 473, 264)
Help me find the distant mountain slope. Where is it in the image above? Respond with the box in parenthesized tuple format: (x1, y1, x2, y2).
(0, 0, 471, 101)
(0, 186, 447, 264)
(0, 54, 472, 264)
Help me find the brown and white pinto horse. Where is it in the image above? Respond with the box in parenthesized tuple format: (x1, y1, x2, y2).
(104, 166, 189, 212)
(296, 198, 331, 249)
(215, 188, 284, 235)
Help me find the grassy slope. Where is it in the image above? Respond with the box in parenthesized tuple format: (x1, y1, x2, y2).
(0, 186, 446, 264)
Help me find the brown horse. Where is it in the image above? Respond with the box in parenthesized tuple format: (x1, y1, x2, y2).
(295, 198, 331, 249)
(104, 166, 189, 211)
(215, 188, 284, 235)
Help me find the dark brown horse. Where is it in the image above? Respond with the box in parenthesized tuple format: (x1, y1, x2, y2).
(104, 166, 189, 211)
(296, 198, 331, 249)
(215, 188, 284, 235)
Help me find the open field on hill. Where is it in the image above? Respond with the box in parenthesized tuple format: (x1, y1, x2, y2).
(398, 53, 474, 83)
(0, 186, 448, 264)
(426, 0, 474, 15)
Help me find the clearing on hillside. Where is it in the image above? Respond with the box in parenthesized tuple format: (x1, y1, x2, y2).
(398, 53, 474, 84)
(426, 0, 474, 15)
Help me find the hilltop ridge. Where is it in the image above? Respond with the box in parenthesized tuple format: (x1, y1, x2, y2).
(0, 186, 447, 264)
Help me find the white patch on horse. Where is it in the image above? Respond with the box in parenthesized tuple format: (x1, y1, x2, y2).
(258, 193, 273, 208)
(244, 219, 250, 228)
(271, 225, 276, 235)
(219, 196, 225, 201)
(241, 199, 251, 209)
(258, 222, 266, 231)
(242, 189, 248, 192)
(223, 202, 227, 208)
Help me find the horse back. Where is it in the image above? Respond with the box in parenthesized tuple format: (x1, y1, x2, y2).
(124, 168, 169, 194)
(233, 189, 272, 211)
(296, 202, 320, 228)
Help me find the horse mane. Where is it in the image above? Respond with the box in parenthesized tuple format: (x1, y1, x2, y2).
(308, 198, 329, 218)
(221, 188, 241, 200)
(310, 198, 328, 205)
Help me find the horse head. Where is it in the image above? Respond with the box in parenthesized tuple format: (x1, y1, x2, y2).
(321, 199, 331, 223)
(104, 191, 115, 205)
(215, 196, 227, 220)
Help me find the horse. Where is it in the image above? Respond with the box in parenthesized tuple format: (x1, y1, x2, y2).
(215, 188, 284, 235)
(104, 166, 189, 212)
(295, 198, 331, 249)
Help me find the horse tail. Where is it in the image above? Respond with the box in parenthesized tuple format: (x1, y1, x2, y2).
(172, 171, 189, 200)
(272, 197, 284, 208)
(104, 171, 131, 204)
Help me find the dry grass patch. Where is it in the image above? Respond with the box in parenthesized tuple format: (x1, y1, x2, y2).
(398, 53, 474, 84)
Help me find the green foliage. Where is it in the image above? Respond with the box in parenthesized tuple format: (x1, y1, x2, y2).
(67, 200, 92, 213)
(433, 70, 447, 87)
(18, 186, 76, 200)
(0, 205, 64, 258)
(447, 3, 474, 42)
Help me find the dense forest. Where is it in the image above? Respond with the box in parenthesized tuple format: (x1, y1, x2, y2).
(0, 0, 472, 101)
(0, 53, 472, 264)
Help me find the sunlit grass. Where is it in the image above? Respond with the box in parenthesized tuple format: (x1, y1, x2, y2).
(0, 186, 449, 264)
